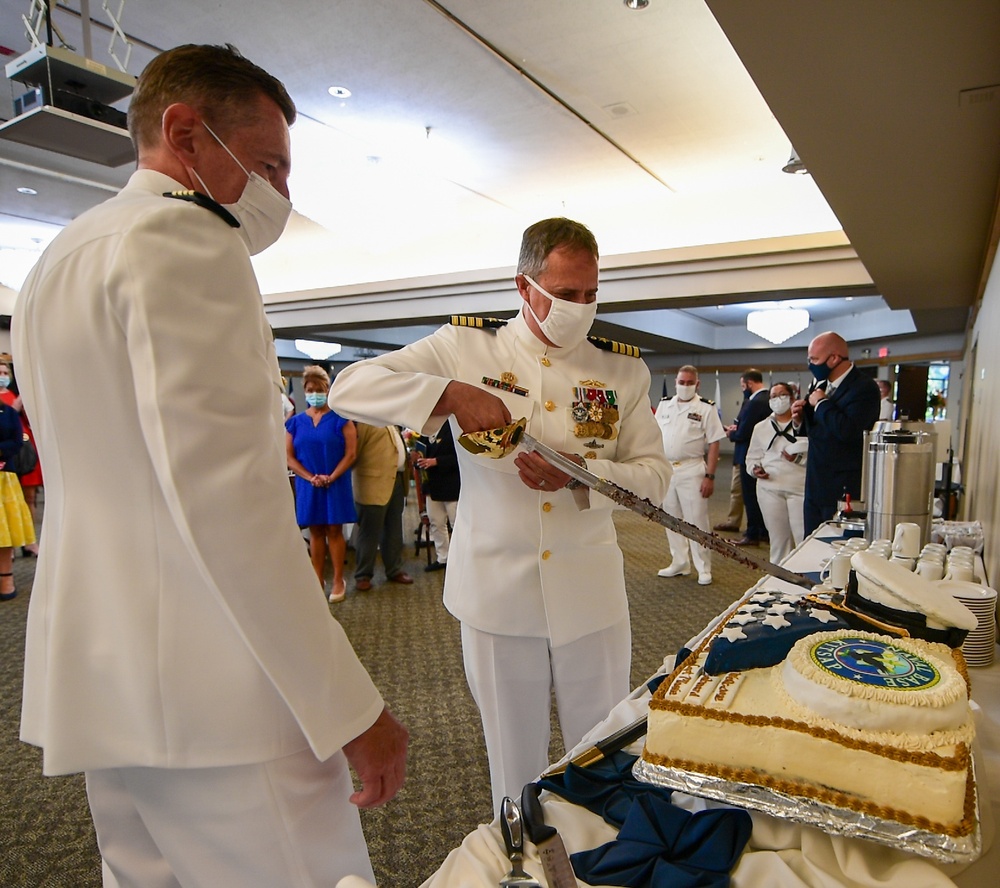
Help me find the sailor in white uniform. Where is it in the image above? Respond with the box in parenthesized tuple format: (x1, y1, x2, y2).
(330, 218, 670, 811)
(654, 365, 727, 585)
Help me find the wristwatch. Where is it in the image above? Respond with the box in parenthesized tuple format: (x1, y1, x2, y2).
(704, 472, 715, 480)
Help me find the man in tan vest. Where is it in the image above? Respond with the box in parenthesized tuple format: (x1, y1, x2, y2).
(352, 423, 415, 591)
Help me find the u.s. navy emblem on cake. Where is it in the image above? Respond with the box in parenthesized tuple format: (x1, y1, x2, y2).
(810, 636, 940, 690)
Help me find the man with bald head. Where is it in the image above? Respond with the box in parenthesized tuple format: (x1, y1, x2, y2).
(791, 331, 881, 534)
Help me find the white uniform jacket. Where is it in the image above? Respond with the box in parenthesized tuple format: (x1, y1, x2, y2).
(654, 395, 727, 463)
(745, 414, 808, 496)
(329, 311, 670, 647)
(14, 170, 383, 776)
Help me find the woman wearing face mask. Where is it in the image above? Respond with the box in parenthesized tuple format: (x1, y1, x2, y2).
(745, 382, 808, 564)
(0, 360, 41, 557)
(285, 365, 358, 602)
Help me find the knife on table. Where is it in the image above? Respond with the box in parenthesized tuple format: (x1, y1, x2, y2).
(540, 714, 648, 779)
(520, 783, 577, 888)
(499, 797, 541, 888)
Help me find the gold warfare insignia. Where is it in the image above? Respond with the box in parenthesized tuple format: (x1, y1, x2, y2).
(572, 385, 619, 440)
(501, 371, 518, 386)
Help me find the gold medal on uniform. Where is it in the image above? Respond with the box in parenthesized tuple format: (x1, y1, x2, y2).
(572, 382, 620, 440)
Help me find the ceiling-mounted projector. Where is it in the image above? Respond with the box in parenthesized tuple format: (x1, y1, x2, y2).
(1, 44, 136, 167)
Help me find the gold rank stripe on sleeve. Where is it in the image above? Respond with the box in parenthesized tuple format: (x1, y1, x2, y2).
(450, 315, 508, 330)
(587, 335, 641, 358)
(162, 190, 240, 228)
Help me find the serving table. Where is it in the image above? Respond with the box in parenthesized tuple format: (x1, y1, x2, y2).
(405, 524, 1000, 887)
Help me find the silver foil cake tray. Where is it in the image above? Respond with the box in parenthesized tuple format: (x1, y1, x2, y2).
(632, 756, 981, 864)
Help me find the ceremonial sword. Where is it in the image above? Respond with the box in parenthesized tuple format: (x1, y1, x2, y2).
(518, 432, 815, 590)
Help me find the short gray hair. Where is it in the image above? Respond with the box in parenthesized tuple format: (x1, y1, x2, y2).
(516, 218, 599, 278)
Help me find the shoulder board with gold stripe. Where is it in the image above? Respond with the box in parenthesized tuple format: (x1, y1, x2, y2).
(701, 397, 716, 406)
(587, 335, 641, 358)
(450, 316, 508, 330)
(163, 190, 240, 228)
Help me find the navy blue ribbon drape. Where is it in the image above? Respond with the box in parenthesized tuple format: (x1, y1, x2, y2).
(539, 752, 752, 887)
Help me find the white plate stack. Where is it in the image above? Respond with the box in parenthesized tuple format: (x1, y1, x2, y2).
(938, 580, 998, 667)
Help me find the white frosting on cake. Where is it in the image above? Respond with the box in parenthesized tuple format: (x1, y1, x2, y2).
(851, 551, 978, 630)
(780, 631, 970, 734)
(644, 626, 975, 833)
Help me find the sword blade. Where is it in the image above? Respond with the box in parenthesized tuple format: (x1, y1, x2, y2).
(520, 432, 814, 590)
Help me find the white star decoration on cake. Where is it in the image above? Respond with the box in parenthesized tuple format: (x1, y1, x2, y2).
(808, 607, 841, 623)
(768, 602, 796, 615)
(720, 625, 748, 642)
(762, 613, 792, 630)
(730, 612, 758, 626)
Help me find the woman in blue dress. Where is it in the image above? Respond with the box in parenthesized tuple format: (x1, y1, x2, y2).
(285, 365, 358, 602)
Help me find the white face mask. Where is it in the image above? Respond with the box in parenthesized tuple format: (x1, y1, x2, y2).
(191, 121, 292, 256)
(675, 383, 697, 401)
(769, 395, 791, 416)
(521, 273, 597, 348)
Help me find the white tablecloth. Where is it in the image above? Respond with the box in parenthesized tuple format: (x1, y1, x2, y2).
(415, 526, 1000, 888)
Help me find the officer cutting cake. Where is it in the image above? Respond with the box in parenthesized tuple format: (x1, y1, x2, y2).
(330, 217, 670, 812)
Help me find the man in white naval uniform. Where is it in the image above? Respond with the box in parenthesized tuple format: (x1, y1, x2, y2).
(14, 45, 407, 886)
(654, 365, 726, 585)
(330, 218, 670, 811)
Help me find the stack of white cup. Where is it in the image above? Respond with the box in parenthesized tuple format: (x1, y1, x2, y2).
(822, 537, 868, 590)
(915, 543, 947, 581)
(889, 522, 921, 569)
(945, 546, 977, 583)
(867, 539, 892, 559)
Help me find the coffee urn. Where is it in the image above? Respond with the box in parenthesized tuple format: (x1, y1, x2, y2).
(863, 422, 937, 543)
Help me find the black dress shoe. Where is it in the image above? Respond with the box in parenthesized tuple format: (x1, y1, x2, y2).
(733, 536, 759, 547)
(424, 561, 446, 572)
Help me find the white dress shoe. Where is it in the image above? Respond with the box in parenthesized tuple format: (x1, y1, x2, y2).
(657, 564, 691, 578)
(698, 572, 713, 586)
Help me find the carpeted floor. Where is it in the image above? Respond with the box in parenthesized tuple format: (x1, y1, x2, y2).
(0, 455, 764, 887)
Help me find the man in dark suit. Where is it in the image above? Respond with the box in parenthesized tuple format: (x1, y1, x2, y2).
(791, 331, 881, 535)
(726, 369, 771, 546)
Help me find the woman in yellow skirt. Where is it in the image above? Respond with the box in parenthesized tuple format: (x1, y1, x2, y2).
(0, 399, 36, 601)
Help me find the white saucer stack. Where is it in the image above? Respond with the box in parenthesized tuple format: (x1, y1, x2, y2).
(939, 580, 998, 667)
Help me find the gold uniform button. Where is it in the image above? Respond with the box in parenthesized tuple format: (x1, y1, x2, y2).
(541, 550, 552, 560)
(585, 451, 597, 460)
(544, 400, 556, 411)
(542, 502, 552, 512)
(541, 357, 551, 367)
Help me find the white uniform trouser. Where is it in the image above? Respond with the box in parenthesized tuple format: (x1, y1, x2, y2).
(757, 484, 805, 565)
(426, 497, 457, 563)
(86, 747, 373, 888)
(663, 459, 711, 575)
(462, 619, 631, 814)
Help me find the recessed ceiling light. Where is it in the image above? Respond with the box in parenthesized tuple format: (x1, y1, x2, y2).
(624, 0, 650, 9)
(327, 86, 351, 99)
(17, 186, 38, 195)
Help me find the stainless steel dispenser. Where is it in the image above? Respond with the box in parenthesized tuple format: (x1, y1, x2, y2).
(864, 421, 937, 543)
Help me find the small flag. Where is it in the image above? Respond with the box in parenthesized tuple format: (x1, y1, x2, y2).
(714, 373, 722, 421)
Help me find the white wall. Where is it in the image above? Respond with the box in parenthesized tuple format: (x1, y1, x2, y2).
(963, 249, 1000, 586)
